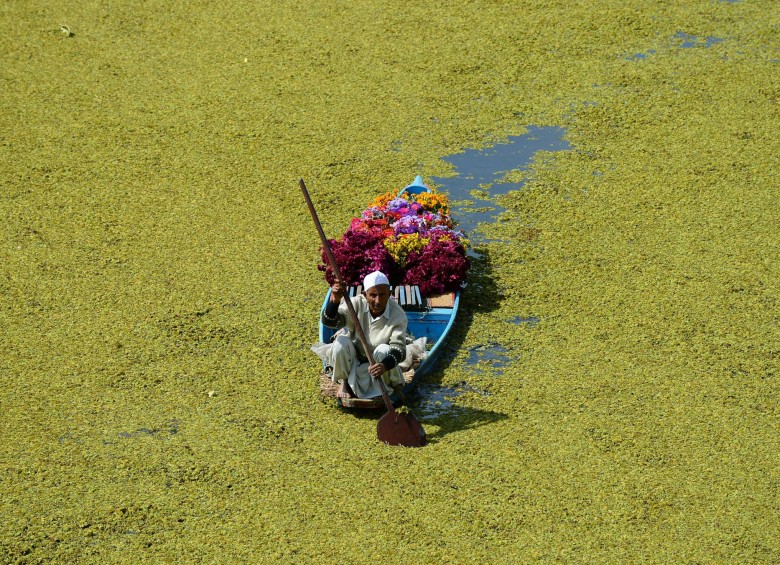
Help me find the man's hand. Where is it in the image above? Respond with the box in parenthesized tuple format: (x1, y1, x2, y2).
(330, 282, 345, 303)
(368, 362, 386, 379)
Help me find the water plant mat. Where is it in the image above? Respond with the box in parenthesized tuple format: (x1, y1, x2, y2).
(1, 0, 778, 562)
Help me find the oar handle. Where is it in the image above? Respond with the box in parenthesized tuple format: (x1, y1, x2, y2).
(299, 178, 396, 414)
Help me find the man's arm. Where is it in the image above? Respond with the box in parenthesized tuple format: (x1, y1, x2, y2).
(321, 282, 347, 329)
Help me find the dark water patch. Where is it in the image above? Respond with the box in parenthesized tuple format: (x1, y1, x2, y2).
(118, 428, 158, 438)
(117, 420, 179, 439)
(674, 31, 725, 49)
(630, 33, 725, 62)
(432, 126, 571, 241)
(416, 383, 458, 417)
(508, 316, 540, 327)
(629, 49, 657, 60)
(415, 381, 490, 420)
(465, 343, 514, 375)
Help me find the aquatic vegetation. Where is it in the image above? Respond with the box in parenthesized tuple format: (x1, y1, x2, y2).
(1, 0, 778, 562)
(431, 125, 572, 241)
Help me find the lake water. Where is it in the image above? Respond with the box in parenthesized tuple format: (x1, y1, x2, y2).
(432, 125, 571, 242)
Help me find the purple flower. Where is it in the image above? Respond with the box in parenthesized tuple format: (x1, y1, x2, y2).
(387, 198, 407, 210)
(393, 215, 427, 235)
(387, 198, 410, 215)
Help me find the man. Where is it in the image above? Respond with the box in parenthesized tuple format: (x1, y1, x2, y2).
(321, 271, 407, 399)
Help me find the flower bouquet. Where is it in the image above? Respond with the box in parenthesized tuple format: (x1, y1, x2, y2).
(319, 181, 470, 296)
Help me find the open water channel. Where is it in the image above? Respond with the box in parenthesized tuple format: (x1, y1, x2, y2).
(416, 126, 570, 418)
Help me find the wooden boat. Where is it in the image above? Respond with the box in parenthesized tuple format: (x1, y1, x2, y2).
(318, 176, 462, 409)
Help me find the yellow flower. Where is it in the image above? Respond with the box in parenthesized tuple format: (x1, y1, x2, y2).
(383, 233, 430, 266)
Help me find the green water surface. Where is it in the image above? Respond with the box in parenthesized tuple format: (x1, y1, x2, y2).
(1, 1, 778, 562)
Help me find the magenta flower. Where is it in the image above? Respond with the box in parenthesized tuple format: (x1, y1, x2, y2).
(319, 228, 402, 286)
(318, 186, 470, 294)
(403, 235, 470, 296)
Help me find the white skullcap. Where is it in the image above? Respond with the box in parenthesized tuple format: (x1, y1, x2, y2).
(363, 270, 390, 291)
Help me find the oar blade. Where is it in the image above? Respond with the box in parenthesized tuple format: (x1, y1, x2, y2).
(377, 412, 427, 447)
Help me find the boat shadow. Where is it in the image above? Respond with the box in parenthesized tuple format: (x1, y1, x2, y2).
(419, 406, 509, 443)
(410, 246, 510, 438)
(340, 402, 508, 443)
(422, 244, 503, 377)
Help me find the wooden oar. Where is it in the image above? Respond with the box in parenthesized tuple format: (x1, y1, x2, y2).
(299, 178, 427, 448)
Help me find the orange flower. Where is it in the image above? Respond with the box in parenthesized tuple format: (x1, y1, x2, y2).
(369, 190, 400, 208)
(414, 191, 449, 214)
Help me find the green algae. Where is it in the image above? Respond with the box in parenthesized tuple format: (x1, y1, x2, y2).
(2, 0, 779, 561)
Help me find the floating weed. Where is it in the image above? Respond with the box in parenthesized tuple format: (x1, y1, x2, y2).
(2, 0, 778, 561)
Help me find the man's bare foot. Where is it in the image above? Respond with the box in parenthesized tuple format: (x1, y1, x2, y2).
(336, 381, 354, 398)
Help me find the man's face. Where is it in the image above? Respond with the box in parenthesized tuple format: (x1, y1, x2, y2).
(365, 285, 391, 316)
